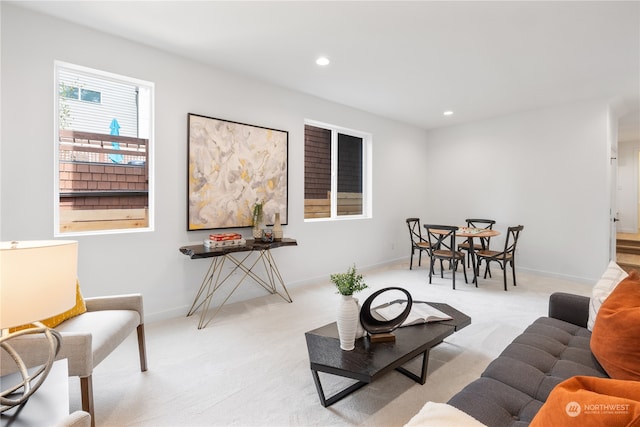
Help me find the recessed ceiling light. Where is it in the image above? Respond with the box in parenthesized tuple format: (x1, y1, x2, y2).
(443, 110, 454, 116)
(316, 57, 330, 66)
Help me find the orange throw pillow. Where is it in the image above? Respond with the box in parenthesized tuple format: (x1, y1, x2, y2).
(9, 280, 86, 331)
(590, 270, 640, 381)
(530, 376, 640, 427)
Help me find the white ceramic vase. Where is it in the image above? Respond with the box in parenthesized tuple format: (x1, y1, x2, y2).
(337, 294, 361, 351)
(273, 212, 283, 241)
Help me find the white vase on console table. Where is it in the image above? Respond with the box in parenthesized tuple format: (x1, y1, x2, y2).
(337, 295, 360, 351)
(273, 212, 283, 241)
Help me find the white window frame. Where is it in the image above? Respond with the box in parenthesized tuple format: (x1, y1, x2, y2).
(304, 119, 372, 222)
(53, 61, 155, 236)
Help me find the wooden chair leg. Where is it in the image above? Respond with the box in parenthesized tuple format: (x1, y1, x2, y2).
(428, 258, 434, 283)
(503, 265, 508, 291)
(81, 376, 95, 427)
(462, 260, 468, 284)
(137, 324, 148, 372)
(452, 261, 456, 290)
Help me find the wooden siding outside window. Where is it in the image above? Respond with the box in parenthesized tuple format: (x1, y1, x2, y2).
(58, 130, 149, 233)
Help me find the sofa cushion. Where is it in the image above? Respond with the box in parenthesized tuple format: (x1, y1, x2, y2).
(44, 280, 87, 328)
(587, 261, 628, 331)
(448, 377, 541, 427)
(56, 309, 140, 375)
(529, 376, 640, 427)
(591, 270, 640, 381)
(448, 316, 608, 427)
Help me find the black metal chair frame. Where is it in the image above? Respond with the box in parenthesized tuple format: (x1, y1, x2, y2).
(458, 218, 496, 271)
(476, 225, 524, 291)
(406, 218, 432, 270)
(423, 224, 468, 290)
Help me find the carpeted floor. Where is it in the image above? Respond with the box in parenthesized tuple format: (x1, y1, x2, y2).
(71, 262, 592, 426)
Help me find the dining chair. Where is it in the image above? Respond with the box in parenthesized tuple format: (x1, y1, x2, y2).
(423, 224, 468, 290)
(476, 225, 524, 291)
(457, 218, 496, 269)
(406, 218, 433, 270)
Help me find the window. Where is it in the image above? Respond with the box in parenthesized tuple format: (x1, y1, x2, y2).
(54, 62, 154, 235)
(304, 120, 371, 220)
(60, 84, 79, 100)
(80, 88, 102, 103)
(60, 85, 101, 103)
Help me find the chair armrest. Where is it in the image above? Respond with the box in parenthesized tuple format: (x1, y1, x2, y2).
(548, 292, 590, 328)
(54, 411, 92, 427)
(0, 331, 93, 377)
(55, 332, 93, 377)
(85, 294, 144, 323)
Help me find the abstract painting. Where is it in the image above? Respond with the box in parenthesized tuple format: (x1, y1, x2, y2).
(188, 114, 288, 230)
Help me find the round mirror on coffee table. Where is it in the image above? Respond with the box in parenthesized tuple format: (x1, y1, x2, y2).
(359, 287, 412, 341)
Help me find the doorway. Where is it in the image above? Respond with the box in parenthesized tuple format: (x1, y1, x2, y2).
(616, 148, 640, 272)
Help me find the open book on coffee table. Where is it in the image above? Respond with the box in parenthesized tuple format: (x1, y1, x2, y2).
(375, 300, 453, 327)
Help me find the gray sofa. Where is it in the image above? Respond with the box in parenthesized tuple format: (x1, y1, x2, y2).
(447, 292, 608, 426)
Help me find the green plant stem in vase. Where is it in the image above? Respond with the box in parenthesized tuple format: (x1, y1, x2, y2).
(251, 201, 264, 239)
(330, 264, 368, 296)
(330, 264, 368, 351)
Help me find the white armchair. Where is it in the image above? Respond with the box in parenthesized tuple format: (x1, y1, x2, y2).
(0, 294, 147, 427)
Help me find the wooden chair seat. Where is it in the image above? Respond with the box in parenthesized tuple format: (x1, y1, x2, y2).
(476, 249, 513, 261)
(458, 240, 471, 250)
(433, 249, 466, 259)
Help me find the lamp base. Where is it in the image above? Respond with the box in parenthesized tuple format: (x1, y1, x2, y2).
(0, 322, 62, 412)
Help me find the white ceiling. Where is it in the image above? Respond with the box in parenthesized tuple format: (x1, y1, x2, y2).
(9, 1, 640, 140)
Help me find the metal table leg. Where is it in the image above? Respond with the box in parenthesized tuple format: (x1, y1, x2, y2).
(187, 248, 292, 329)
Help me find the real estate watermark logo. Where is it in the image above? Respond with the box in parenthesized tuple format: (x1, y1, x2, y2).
(565, 400, 631, 418)
(565, 401, 581, 417)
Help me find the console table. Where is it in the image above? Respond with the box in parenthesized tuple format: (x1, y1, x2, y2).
(179, 238, 297, 329)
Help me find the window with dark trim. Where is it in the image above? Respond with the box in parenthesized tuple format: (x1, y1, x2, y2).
(304, 120, 371, 220)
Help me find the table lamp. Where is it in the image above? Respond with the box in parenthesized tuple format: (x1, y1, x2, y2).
(0, 240, 78, 412)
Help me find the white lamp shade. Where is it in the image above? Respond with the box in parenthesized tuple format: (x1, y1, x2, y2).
(0, 240, 78, 329)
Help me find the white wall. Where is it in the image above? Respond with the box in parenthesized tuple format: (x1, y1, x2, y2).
(2, 5, 611, 323)
(1, 4, 430, 321)
(424, 101, 612, 282)
(617, 140, 640, 233)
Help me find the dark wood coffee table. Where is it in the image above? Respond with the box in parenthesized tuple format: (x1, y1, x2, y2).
(304, 302, 470, 407)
